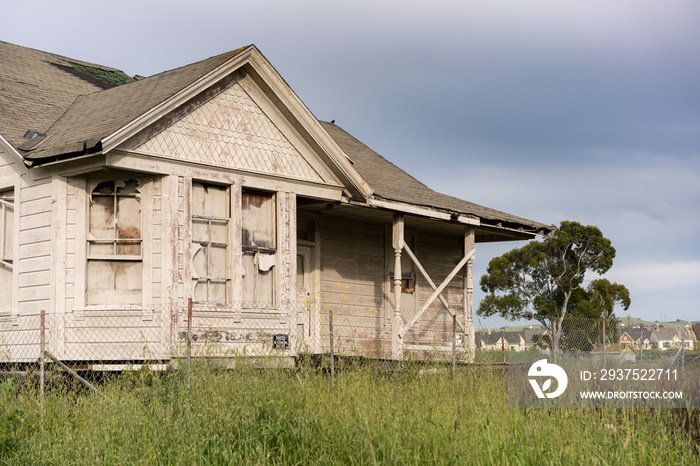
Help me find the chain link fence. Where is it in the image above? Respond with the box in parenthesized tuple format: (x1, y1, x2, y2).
(1, 303, 696, 378)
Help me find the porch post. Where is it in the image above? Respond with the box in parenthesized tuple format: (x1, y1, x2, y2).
(392, 214, 404, 360)
(464, 228, 476, 362)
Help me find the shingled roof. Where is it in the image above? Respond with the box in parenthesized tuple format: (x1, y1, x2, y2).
(0, 41, 134, 150)
(1, 41, 553, 237)
(2, 42, 249, 161)
(321, 121, 551, 234)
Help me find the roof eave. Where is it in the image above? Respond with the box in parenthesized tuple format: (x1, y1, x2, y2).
(345, 194, 551, 239)
(0, 133, 31, 167)
(100, 46, 255, 154)
(242, 49, 373, 199)
(97, 46, 372, 199)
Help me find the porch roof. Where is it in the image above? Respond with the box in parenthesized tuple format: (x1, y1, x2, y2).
(321, 121, 553, 237)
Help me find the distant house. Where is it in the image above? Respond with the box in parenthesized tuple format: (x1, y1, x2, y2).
(650, 327, 696, 351)
(476, 330, 527, 352)
(619, 332, 634, 345)
(0, 41, 553, 364)
(618, 326, 652, 350)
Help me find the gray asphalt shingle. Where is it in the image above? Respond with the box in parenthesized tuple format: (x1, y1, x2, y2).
(1, 41, 552, 235)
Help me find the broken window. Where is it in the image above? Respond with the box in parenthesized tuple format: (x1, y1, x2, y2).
(191, 182, 230, 302)
(390, 276, 415, 295)
(0, 189, 13, 313)
(242, 191, 276, 306)
(87, 180, 142, 305)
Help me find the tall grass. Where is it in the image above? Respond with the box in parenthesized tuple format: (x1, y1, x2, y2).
(1, 362, 698, 464)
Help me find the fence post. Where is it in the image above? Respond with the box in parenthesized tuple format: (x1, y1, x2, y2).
(681, 340, 685, 373)
(40, 310, 45, 408)
(501, 330, 505, 363)
(187, 298, 192, 391)
(452, 314, 457, 377)
(329, 308, 335, 389)
(602, 318, 606, 369)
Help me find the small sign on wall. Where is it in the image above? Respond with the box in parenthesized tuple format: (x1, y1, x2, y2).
(272, 334, 289, 350)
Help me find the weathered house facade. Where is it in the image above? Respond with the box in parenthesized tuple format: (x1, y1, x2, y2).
(0, 42, 552, 364)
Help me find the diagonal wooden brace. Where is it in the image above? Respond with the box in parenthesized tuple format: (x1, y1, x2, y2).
(402, 243, 466, 333)
(402, 249, 475, 335)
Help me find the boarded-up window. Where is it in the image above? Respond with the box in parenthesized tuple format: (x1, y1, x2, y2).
(0, 189, 14, 313)
(192, 182, 230, 302)
(242, 191, 276, 306)
(87, 180, 142, 305)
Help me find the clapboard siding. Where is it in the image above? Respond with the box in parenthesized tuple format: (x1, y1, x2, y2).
(64, 177, 80, 313)
(17, 177, 52, 316)
(0, 314, 43, 363)
(319, 217, 389, 354)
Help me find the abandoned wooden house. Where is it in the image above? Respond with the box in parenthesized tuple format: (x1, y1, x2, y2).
(0, 41, 553, 364)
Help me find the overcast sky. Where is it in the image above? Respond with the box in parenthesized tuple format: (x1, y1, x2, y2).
(3, 0, 699, 322)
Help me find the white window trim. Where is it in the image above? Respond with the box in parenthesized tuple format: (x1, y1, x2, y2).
(191, 181, 232, 303)
(241, 189, 278, 309)
(74, 176, 152, 313)
(0, 184, 16, 317)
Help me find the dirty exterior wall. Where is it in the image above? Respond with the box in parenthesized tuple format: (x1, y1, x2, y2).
(0, 145, 16, 321)
(318, 214, 467, 359)
(55, 173, 300, 361)
(178, 177, 298, 358)
(405, 232, 466, 355)
(56, 174, 162, 361)
(319, 216, 389, 356)
(0, 145, 54, 361)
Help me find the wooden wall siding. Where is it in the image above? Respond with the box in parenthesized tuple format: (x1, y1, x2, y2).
(17, 176, 53, 316)
(133, 77, 325, 184)
(0, 314, 43, 363)
(176, 177, 187, 302)
(151, 177, 163, 302)
(404, 232, 465, 347)
(0, 149, 16, 319)
(64, 177, 80, 313)
(0, 146, 18, 185)
(277, 192, 294, 308)
(184, 314, 293, 357)
(60, 315, 164, 360)
(319, 217, 390, 355)
(0, 190, 13, 316)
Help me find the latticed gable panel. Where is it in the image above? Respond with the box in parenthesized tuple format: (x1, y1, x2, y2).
(134, 79, 325, 183)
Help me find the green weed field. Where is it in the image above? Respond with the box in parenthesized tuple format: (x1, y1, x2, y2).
(1, 362, 698, 464)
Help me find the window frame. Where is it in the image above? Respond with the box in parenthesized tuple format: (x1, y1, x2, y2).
(0, 189, 14, 270)
(84, 177, 146, 308)
(0, 187, 15, 316)
(87, 179, 143, 261)
(241, 190, 277, 308)
(191, 181, 232, 303)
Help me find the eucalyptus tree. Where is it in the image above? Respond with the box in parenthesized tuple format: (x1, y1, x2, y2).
(478, 221, 628, 357)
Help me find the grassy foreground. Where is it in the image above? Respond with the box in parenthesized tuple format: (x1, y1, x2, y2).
(1, 362, 698, 465)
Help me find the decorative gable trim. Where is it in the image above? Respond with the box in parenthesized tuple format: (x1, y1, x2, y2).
(132, 73, 328, 184)
(103, 46, 372, 199)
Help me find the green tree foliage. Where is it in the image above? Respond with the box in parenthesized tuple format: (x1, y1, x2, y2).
(560, 279, 631, 351)
(478, 221, 630, 355)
